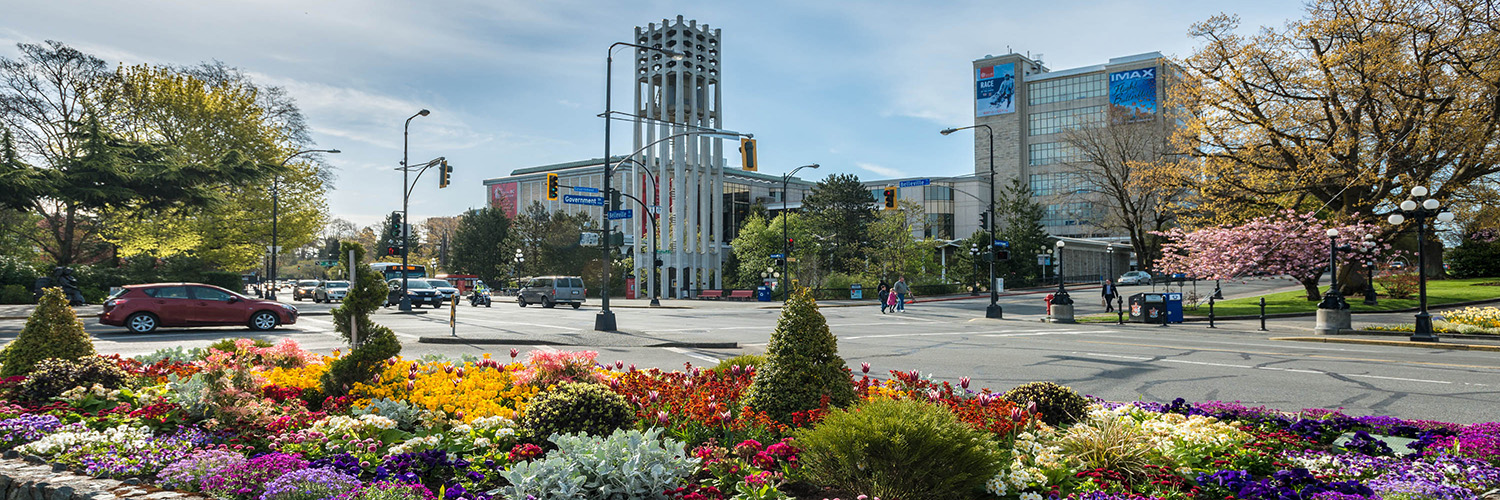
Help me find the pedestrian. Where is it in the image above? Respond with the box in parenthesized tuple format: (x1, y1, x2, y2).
(877, 282, 890, 314)
(1102, 279, 1118, 312)
(886, 284, 899, 311)
(894, 277, 909, 312)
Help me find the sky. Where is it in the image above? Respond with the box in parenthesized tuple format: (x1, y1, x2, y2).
(2, 0, 1307, 228)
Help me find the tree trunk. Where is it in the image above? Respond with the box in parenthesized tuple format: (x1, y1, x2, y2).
(1423, 239, 1447, 280)
(1301, 277, 1323, 301)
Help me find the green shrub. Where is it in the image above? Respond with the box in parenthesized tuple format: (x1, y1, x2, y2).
(19, 356, 130, 402)
(205, 338, 272, 355)
(1001, 381, 1093, 427)
(321, 242, 402, 398)
(1058, 412, 1159, 481)
(320, 325, 400, 398)
(713, 354, 765, 372)
(745, 287, 856, 424)
(0, 284, 30, 304)
(496, 428, 697, 500)
(793, 398, 1003, 500)
(1447, 238, 1500, 278)
(1375, 272, 1419, 300)
(518, 381, 634, 442)
(0, 288, 95, 377)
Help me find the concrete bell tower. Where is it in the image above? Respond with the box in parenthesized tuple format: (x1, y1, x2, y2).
(630, 16, 724, 299)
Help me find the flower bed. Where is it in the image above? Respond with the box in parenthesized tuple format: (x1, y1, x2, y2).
(0, 340, 1490, 500)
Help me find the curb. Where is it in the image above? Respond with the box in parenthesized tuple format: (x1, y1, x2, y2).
(772, 285, 1108, 309)
(1183, 297, 1500, 321)
(416, 336, 738, 349)
(1270, 336, 1500, 351)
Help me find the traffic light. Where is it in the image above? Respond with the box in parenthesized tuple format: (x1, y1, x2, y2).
(883, 187, 897, 210)
(653, 258, 664, 268)
(993, 240, 1010, 261)
(979, 212, 991, 231)
(546, 173, 559, 200)
(739, 138, 757, 171)
(786, 238, 795, 253)
(438, 159, 452, 188)
(386, 246, 399, 256)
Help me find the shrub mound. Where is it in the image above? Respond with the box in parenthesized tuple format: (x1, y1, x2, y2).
(497, 428, 697, 500)
(1003, 381, 1093, 427)
(18, 356, 130, 402)
(519, 381, 633, 441)
(745, 287, 856, 424)
(1, 287, 95, 377)
(712, 354, 765, 372)
(794, 397, 1003, 500)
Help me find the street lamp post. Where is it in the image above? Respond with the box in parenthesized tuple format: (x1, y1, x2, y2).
(398, 109, 430, 311)
(1053, 240, 1073, 305)
(270, 148, 340, 301)
(1361, 234, 1378, 306)
(1314, 227, 1352, 335)
(969, 243, 981, 296)
(513, 248, 524, 287)
(940, 125, 1001, 319)
(1106, 245, 1115, 286)
(1387, 185, 1455, 342)
(782, 164, 819, 300)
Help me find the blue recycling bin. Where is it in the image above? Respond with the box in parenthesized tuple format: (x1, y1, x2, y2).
(756, 286, 772, 302)
(1164, 292, 1184, 323)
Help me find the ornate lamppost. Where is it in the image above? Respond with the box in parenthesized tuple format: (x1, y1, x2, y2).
(1387, 185, 1454, 342)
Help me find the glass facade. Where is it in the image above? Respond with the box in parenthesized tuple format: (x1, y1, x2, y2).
(1027, 74, 1107, 106)
(1028, 105, 1105, 136)
(721, 184, 751, 243)
(1042, 202, 1093, 226)
(923, 184, 953, 201)
(925, 213, 954, 240)
(1028, 142, 1086, 166)
(1029, 172, 1085, 197)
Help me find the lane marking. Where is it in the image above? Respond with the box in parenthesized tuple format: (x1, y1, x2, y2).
(300, 317, 418, 340)
(1077, 352, 1477, 386)
(846, 329, 1100, 340)
(1077, 340, 1500, 371)
(664, 347, 722, 364)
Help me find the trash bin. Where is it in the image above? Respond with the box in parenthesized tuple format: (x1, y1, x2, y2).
(756, 286, 772, 302)
(1164, 292, 1184, 323)
(850, 284, 863, 300)
(1136, 293, 1169, 324)
(1128, 293, 1146, 322)
(1044, 293, 1055, 315)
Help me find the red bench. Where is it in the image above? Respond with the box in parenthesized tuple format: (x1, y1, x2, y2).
(727, 290, 755, 301)
(699, 290, 725, 300)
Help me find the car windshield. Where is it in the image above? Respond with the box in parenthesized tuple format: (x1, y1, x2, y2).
(325, 281, 349, 288)
(403, 280, 433, 289)
(427, 280, 451, 288)
(298, 280, 319, 286)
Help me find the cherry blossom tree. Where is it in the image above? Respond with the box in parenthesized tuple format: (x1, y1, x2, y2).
(1153, 211, 1386, 301)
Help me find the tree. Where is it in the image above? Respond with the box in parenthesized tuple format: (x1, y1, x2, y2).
(1177, 1, 1500, 273)
(866, 201, 939, 284)
(802, 173, 877, 274)
(1153, 210, 1384, 300)
(512, 202, 594, 277)
(0, 287, 95, 377)
(1061, 107, 1187, 271)
(995, 179, 1053, 287)
(745, 286, 856, 424)
(729, 212, 807, 289)
(449, 207, 514, 286)
(419, 216, 461, 272)
(323, 241, 400, 398)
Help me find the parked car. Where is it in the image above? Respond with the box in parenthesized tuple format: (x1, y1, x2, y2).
(314, 280, 350, 303)
(386, 278, 444, 308)
(292, 280, 321, 301)
(424, 279, 460, 303)
(100, 283, 298, 334)
(1118, 271, 1153, 286)
(517, 276, 586, 309)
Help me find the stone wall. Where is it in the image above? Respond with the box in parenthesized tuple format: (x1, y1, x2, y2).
(0, 458, 202, 500)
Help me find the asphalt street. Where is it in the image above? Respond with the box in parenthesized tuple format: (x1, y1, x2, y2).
(2, 278, 1496, 423)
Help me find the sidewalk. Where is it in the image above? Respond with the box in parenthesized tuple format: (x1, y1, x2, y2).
(1082, 311, 1500, 351)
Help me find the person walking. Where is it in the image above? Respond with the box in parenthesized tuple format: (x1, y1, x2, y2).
(1102, 279, 1119, 312)
(894, 277, 910, 313)
(877, 282, 891, 314)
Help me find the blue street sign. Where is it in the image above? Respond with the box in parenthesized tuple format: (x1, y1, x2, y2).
(898, 178, 931, 188)
(992, 240, 1010, 248)
(769, 253, 786, 259)
(571, 186, 600, 193)
(606, 209, 633, 220)
(562, 194, 605, 206)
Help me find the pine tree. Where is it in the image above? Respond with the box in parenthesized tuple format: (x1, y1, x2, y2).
(746, 286, 856, 424)
(0, 287, 96, 377)
(321, 241, 401, 397)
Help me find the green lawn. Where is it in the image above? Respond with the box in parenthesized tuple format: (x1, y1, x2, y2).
(1181, 278, 1500, 316)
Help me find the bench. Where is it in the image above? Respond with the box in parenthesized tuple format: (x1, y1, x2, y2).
(727, 290, 755, 301)
(699, 289, 725, 300)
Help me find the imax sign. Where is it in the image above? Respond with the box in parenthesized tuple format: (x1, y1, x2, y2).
(1110, 68, 1155, 81)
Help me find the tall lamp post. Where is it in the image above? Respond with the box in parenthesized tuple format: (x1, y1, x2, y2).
(781, 164, 819, 300)
(513, 248, 524, 288)
(941, 125, 1002, 319)
(1361, 234, 1378, 306)
(969, 243, 981, 296)
(1053, 240, 1073, 305)
(599, 41, 686, 331)
(1387, 185, 1455, 342)
(270, 148, 340, 301)
(1105, 244, 1115, 285)
(1318, 228, 1350, 310)
(398, 109, 430, 311)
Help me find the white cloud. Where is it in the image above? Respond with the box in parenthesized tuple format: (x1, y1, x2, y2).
(857, 162, 902, 178)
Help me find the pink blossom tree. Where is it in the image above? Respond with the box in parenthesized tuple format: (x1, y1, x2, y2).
(1153, 210, 1386, 301)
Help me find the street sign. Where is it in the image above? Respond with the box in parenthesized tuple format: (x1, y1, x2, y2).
(606, 209, 633, 220)
(572, 186, 600, 193)
(563, 194, 605, 206)
(769, 253, 786, 259)
(648, 205, 662, 214)
(993, 240, 1010, 248)
(898, 178, 931, 188)
(579, 232, 601, 246)
(265, 245, 282, 253)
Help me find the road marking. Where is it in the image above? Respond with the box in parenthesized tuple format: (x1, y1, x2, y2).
(664, 347, 722, 364)
(846, 329, 1099, 340)
(1079, 352, 1463, 385)
(299, 317, 419, 340)
(1078, 340, 1500, 371)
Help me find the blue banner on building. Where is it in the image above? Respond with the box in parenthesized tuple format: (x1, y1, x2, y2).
(976, 63, 1016, 117)
(1108, 67, 1157, 122)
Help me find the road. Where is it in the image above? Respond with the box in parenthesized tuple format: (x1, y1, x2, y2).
(2, 277, 1495, 423)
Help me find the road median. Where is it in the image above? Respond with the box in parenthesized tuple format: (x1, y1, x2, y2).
(1270, 336, 1500, 351)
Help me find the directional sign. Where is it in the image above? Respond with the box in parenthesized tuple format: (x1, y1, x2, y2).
(606, 209, 633, 220)
(993, 240, 1010, 248)
(563, 194, 605, 206)
(648, 205, 662, 214)
(898, 178, 931, 188)
(572, 186, 600, 193)
(769, 253, 786, 259)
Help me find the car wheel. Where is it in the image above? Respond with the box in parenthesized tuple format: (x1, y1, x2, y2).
(249, 310, 280, 331)
(518, 297, 528, 307)
(542, 297, 554, 308)
(294, 295, 302, 301)
(126, 313, 158, 334)
(571, 302, 580, 309)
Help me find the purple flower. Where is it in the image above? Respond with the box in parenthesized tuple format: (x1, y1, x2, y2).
(337, 481, 435, 500)
(158, 449, 248, 491)
(0, 414, 61, 447)
(260, 467, 360, 500)
(201, 452, 309, 500)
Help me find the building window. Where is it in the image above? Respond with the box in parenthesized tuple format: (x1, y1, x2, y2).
(1028, 106, 1105, 136)
(1030, 172, 1087, 197)
(923, 184, 953, 201)
(722, 184, 752, 243)
(1028, 142, 1086, 166)
(924, 213, 954, 240)
(1028, 74, 1107, 106)
(1042, 202, 1093, 227)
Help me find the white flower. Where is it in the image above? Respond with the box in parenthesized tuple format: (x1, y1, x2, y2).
(1020, 492, 1043, 500)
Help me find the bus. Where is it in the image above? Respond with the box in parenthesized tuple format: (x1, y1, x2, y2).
(369, 263, 427, 281)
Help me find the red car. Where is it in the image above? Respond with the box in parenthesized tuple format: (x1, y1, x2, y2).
(100, 283, 298, 334)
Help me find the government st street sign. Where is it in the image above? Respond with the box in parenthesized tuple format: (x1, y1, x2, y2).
(563, 194, 605, 206)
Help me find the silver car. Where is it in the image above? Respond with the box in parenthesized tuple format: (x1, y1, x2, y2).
(1118, 271, 1153, 286)
(424, 279, 460, 302)
(517, 276, 586, 309)
(314, 280, 349, 303)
